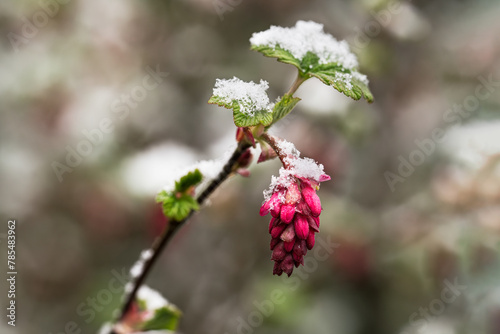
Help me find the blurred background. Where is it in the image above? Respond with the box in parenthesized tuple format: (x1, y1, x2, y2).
(1, 0, 500, 333)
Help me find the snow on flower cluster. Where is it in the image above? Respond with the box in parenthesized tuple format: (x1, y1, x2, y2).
(260, 139, 331, 276)
(212, 77, 274, 116)
(263, 139, 328, 202)
(250, 20, 369, 86)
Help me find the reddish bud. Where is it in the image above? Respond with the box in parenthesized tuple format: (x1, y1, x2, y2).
(236, 168, 251, 177)
(271, 242, 286, 261)
(306, 232, 315, 250)
(294, 214, 309, 239)
(292, 252, 304, 265)
(319, 174, 331, 182)
(285, 183, 301, 204)
(271, 224, 286, 239)
(260, 192, 282, 217)
(296, 201, 311, 216)
(307, 216, 320, 233)
(273, 261, 283, 276)
(236, 127, 244, 142)
(302, 185, 322, 217)
(280, 224, 295, 243)
(280, 204, 295, 223)
(258, 146, 278, 163)
(281, 255, 294, 277)
(268, 217, 278, 233)
(293, 240, 307, 257)
(236, 127, 255, 147)
(260, 200, 271, 216)
(270, 237, 280, 250)
(312, 216, 320, 227)
(237, 149, 253, 168)
(284, 240, 295, 252)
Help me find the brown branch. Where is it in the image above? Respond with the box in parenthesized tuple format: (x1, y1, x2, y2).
(110, 141, 251, 333)
(261, 132, 291, 169)
(109, 71, 308, 333)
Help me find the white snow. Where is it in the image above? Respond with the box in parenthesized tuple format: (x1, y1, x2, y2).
(334, 72, 353, 90)
(251, 21, 359, 70)
(129, 249, 154, 278)
(124, 282, 133, 294)
(137, 285, 169, 311)
(250, 21, 369, 88)
(212, 77, 274, 115)
(121, 142, 198, 196)
(263, 139, 327, 201)
(161, 158, 224, 194)
(97, 322, 113, 334)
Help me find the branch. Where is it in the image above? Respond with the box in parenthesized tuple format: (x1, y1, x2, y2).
(285, 71, 308, 96)
(110, 70, 305, 333)
(110, 141, 251, 333)
(261, 133, 291, 169)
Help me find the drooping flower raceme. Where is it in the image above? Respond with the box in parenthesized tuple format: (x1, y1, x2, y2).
(260, 140, 330, 276)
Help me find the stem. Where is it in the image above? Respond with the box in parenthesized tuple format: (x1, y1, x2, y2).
(261, 133, 291, 169)
(110, 141, 251, 333)
(286, 71, 308, 96)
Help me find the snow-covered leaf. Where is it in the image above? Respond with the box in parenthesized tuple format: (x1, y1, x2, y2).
(250, 21, 373, 102)
(208, 77, 274, 127)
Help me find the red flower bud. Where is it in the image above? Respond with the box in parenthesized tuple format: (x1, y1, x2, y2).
(280, 204, 295, 223)
(306, 232, 315, 250)
(271, 242, 286, 261)
(294, 214, 309, 240)
(280, 224, 295, 242)
(284, 240, 295, 252)
(281, 255, 294, 277)
(301, 185, 322, 217)
(271, 224, 286, 239)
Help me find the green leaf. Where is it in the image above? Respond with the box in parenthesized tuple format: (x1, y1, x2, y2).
(156, 170, 204, 221)
(271, 94, 301, 124)
(208, 95, 236, 111)
(233, 109, 273, 127)
(209, 95, 273, 127)
(141, 306, 182, 331)
(251, 45, 373, 103)
(310, 67, 374, 103)
(175, 169, 203, 193)
(156, 169, 203, 221)
(250, 44, 301, 69)
(158, 194, 200, 221)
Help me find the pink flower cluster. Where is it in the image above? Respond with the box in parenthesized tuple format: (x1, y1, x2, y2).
(260, 172, 330, 276)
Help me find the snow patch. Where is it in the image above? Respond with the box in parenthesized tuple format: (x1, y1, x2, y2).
(263, 140, 328, 201)
(251, 21, 361, 71)
(250, 21, 369, 89)
(129, 249, 154, 278)
(212, 77, 274, 116)
(137, 285, 169, 311)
